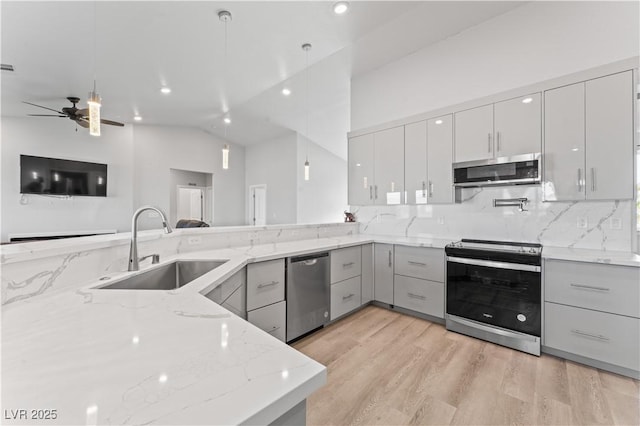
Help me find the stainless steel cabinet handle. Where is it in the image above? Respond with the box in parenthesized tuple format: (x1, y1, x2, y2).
(496, 131, 501, 152)
(577, 168, 582, 192)
(342, 262, 355, 268)
(375, 185, 378, 199)
(408, 292, 426, 300)
(257, 280, 279, 289)
(342, 293, 354, 300)
(407, 261, 427, 267)
(369, 186, 373, 200)
(570, 283, 610, 292)
(591, 168, 596, 192)
(388, 250, 392, 267)
(571, 329, 610, 341)
(428, 181, 434, 198)
(422, 181, 426, 197)
(487, 133, 492, 153)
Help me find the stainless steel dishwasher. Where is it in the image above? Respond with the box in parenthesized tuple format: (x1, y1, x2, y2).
(286, 252, 330, 342)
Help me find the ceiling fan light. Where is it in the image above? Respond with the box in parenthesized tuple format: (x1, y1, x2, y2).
(87, 90, 101, 137)
(222, 144, 230, 170)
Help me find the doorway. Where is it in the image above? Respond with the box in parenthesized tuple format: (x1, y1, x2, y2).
(249, 184, 267, 226)
(169, 169, 213, 226)
(177, 186, 205, 221)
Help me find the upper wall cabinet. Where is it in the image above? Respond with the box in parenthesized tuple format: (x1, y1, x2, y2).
(543, 71, 633, 201)
(348, 126, 404, 206)
(404, 116, 454, 205)
(454, 93, 541, 163)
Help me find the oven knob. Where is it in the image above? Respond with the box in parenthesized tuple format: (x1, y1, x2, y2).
(517, 314, 526, 322)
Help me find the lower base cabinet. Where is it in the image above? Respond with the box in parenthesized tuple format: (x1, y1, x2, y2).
(204, 269, 247, 319)
(393, 275, 444, 318)
(544, 302, 640, 372)
(331, 276, 361, 320)
(248, 301, 286, 342)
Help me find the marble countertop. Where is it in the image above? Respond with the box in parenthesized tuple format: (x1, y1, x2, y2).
(542, 246, 640, 268)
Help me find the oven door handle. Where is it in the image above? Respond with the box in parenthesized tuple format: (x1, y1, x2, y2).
(446, 256, 540, 273)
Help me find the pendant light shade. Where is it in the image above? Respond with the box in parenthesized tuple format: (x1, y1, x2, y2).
(302, 43, 312, 181)
(222, 144, 230, 170)
(304, 159, 310, 181)
(88, 81, 101, 137)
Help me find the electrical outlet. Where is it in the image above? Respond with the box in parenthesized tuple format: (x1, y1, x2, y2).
(188, 236, 202, 245)
(147, 211, 159, 218)
(576, 217, 588, 229)
(609, 218, 622, 230)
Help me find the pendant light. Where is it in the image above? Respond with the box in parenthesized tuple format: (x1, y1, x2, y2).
(88, 1, 101, 136)
(302, 43, 312, 181)
(219, 10, 232, 170)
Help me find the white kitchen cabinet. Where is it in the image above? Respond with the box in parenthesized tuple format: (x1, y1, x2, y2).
(454, 104, 494, 162)
(373, 126, 405, 205)
(374, 243, 394, 305)
(348, 133, 375, 205)
(330, 276, 361, 320)
(404, 121, 428, 204)
(585, 71, 634, 200)
(248, 300, 286, 342)
(544, 71, 633, 201)
(361, 244, 374, 304)
(454, 94, 541, 163)
(330, 246, 361, 284)
(203, 268, 247, 319)
(426, 115, 454, 204)
(543, 82, 585, 201)
(394, 245, 444, 283)
(247, 259, 285, 311)
(348, 126, 404, 206)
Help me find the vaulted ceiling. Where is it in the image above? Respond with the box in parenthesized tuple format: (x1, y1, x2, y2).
(1, 1, 525, 159)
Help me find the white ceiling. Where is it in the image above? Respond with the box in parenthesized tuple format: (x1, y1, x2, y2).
(1, 1, 524, 159)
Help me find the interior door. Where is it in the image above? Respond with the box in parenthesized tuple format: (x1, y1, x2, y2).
(250, 185, 267, 226)
(177, 187, 204, 220)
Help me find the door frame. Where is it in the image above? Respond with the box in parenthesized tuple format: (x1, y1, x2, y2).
(248, 184, 267, 226)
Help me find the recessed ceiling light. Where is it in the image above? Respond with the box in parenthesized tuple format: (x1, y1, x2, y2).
(435, 119, 443, 125)
(133, 116, 142, 121)
(522, 97, 533, 104)
(282, 88, 291, 96)
(333, 1, 349, 14)
(160, 87, 171, 94)
(224, 117, 231, 124)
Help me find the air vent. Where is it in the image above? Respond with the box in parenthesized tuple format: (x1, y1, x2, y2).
(1, 64, 15, 72)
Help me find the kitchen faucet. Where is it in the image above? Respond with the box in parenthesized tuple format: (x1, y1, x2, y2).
(128, 206, 173, 271)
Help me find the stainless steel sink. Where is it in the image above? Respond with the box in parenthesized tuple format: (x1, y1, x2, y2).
(98, 260, 227, 290)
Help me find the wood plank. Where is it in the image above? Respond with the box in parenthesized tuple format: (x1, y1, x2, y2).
(566, 361, 614, 425)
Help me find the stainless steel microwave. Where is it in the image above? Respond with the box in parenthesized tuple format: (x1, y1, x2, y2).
(453, 153, 541, 188)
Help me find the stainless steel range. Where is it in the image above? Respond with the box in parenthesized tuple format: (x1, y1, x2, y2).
(445, 239, 542, 355)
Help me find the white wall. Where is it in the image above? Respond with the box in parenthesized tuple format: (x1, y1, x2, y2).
(132, 125, 245, 229)
(351, 1, 640, 130)
(0, 119, 246, 241)
(296, 134, 348, 224)
(0, 117, 134, 242)
(244, 133, 297, 225)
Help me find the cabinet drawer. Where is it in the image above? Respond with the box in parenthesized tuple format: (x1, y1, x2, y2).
(331, 246, 362, 284)
(331, 276, 361, 320)
(248, 301, 286, 342)
(545, 260, 640, 318)
(394, 275, 444, 318)
(203, 269, 246, 319)
(545, 302, 640, 371)
(394, 245, 444, 282)
(247, 259, 285, 311)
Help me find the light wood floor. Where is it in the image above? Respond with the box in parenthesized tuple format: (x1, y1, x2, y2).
(293, 306, 640, 426)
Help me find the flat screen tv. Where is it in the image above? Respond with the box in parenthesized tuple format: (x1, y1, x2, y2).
(20, 155, 107, 197)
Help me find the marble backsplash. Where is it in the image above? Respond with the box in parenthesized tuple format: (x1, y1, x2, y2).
(1, 223, 358, 305)
(353, 185, 635, 252)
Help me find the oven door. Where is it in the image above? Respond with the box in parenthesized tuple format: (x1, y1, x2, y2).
(446, 256, 541, 336)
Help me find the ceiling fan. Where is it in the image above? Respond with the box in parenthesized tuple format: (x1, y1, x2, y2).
(23, 97, 125, 130)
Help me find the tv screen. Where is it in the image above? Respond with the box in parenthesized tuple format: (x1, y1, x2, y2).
(20, 155, 107, 197)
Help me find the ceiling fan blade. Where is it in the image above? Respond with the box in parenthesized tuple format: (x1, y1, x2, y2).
(28, 114, 67, 117)
(101, 118, 125, 127)
(76, 118, 90, 128)
(22, 101, 65, 115)
(76, 108, 88, 117)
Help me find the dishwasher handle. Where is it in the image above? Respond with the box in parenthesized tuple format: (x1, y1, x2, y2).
(289, 252, 329, 264)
